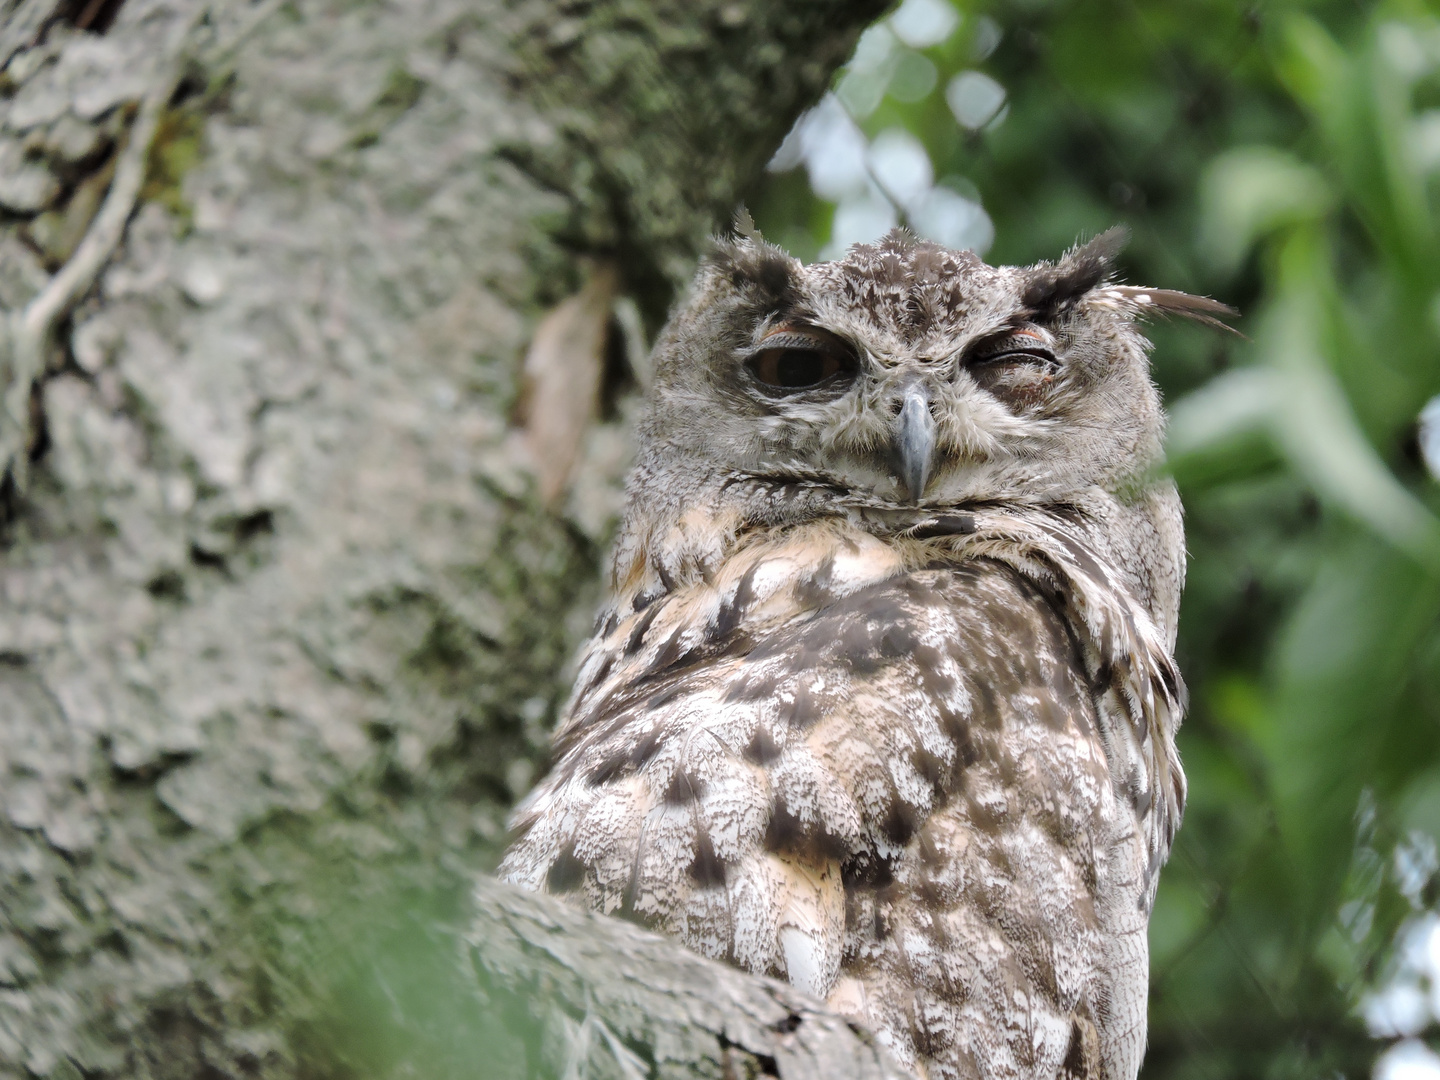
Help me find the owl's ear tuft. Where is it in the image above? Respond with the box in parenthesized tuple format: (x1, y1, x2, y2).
(733, 206, 762, 241)
(706, 227, 801, 306)
(1021, 226, 1131, 315)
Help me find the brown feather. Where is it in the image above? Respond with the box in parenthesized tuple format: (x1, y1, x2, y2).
(1105, 285, 1244, 336)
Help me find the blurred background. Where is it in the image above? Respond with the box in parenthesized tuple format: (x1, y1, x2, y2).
(746, 1, 1440, 1078)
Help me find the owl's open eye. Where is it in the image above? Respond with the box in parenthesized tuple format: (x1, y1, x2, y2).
(747, 327, 857, 392)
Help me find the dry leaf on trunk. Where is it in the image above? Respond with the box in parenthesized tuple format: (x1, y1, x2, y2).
(518, 262, 619, 505)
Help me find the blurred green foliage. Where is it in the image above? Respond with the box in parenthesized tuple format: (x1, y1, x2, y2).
(751, 2, 1440, 1078)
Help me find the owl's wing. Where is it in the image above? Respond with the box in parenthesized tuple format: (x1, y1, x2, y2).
(826, 564, 1152, 1080)
(502, 536, 1166, 1080)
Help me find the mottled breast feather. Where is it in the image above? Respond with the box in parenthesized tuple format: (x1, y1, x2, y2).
(501, 514, 1184, 1080)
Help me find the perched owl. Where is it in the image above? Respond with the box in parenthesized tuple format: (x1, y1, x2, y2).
(502, 228, 1230, 1080)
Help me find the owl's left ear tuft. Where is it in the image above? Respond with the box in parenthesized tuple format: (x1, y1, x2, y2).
(733, 206, 762, 241)
(706, 218, 800, 305)
(1021, 226, 1130, 315)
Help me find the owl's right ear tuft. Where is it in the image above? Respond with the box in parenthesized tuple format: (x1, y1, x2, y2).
(705, 225, 801, 306)
(1021, 226, 1130, 315)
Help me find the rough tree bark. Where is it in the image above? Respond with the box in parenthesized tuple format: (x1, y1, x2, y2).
(0, 0, 893, 1076)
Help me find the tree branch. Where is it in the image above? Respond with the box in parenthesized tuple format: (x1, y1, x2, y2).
(467, 876, 908, 1080)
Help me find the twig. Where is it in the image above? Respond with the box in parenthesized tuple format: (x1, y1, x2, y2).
(195, 0, 287, 71)
(0, 14, 194, 492)
(594, 1015, 651, 1080)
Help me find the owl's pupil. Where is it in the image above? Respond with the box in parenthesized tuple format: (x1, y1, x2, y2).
(754, 348, 840, 389)
(777, 352, 823, 386)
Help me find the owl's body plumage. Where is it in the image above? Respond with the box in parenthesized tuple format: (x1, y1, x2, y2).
(502, 231, 1215, 1080)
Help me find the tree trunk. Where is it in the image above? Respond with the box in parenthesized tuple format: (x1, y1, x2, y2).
(0, 0, 889, 1075)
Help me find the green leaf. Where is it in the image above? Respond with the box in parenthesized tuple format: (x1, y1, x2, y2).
(1166, 366, 1280, 461)
(1259, 262, 1440, 568)
(1265, 543, 1440, 931)
(1197, 147, 1333, 274)
(1272, 14, 1350, 117)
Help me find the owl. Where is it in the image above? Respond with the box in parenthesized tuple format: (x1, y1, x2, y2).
(501, 227, 1229, 1080)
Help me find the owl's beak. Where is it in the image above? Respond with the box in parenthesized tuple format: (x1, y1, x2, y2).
(893, 384, 935, 503)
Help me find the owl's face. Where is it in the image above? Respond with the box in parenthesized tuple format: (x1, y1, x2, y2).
(638, 229, 1172, 512)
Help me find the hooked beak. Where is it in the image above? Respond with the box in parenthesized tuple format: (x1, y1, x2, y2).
(892, 384, 935, 503)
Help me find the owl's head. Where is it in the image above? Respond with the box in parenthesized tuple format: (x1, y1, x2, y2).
(624, 227, 1228, 572)
(613, 227, 1232, 604)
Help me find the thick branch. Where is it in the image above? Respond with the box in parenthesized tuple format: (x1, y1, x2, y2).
(468, 876, 908, 1080)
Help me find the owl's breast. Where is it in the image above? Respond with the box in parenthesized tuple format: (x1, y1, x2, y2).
(501, 522, 1164, 1080)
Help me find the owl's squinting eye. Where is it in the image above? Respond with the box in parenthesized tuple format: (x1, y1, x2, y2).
(967, 328, 1060, 409)
(969, 329, 1057, 369)
(747, 327, 856, 392)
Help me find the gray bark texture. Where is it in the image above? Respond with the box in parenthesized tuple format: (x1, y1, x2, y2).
(0, 0, 892, 1075)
